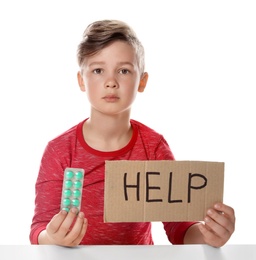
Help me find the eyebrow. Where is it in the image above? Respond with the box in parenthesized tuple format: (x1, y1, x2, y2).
(88, 61, 135, 67)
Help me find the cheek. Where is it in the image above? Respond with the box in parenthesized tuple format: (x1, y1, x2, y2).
(86, 86, 101, 103)
(82, 78, 94, 92)
(122, 86, 138, 103)
(86, 88, 95, 99)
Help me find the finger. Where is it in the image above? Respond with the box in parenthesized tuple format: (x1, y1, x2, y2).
(207, 207, 235, 234)
(65, 212, 87, 243)
(58, 208, 79, 237)
(46, 210, 68, 235)
(69, 216, 88, 246)
(198, 223, 224, 247)
(202, 211, 234, 247)
(73, 218, 88, 245)
(214, 203, 236, 222)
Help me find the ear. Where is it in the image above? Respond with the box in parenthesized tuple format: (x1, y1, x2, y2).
(77, 71, 86, 92)
(138, 72, 148, 93)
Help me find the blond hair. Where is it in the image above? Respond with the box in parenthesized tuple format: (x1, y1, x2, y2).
(77, 20, 145, 74)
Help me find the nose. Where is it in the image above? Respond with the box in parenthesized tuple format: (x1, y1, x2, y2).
(105, 81, 118, 88)
(105, 75, 118, 88)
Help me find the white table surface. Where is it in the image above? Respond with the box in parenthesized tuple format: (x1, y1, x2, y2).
(0, 244, 255, 260)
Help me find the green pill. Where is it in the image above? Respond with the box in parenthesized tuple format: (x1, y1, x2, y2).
(74, 180, 82, 189)
(72, 199, 80, 207)
(75, 171, 83, 180)
(64, 189, 72, 197)
(62, 207, 70, 212)
(73, 189, 81, 198)
(65, 180, 73, 188)
(65, 170, 74, 179)
(63, 198, 71, 206)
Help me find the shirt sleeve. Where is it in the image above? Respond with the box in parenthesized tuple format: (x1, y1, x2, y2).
(163, 222, 197, 244)
(154, 136, 175, 160)
(155, 137, 199, 244)
(29, 141, 65, 244)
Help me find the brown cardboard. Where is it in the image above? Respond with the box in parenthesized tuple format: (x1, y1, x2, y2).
(104, 160, 224, 222)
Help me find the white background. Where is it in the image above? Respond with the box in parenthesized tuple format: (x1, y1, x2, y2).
(0, 0, 255, 245)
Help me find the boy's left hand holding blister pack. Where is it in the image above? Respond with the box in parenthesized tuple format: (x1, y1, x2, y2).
(38, 168, 88, 246)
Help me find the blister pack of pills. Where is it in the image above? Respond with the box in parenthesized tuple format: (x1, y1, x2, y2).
(60, 168, 85, 212)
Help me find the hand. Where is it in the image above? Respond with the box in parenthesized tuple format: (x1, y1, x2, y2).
(198, 203, 235, 247)
(39, 208, 88, 246)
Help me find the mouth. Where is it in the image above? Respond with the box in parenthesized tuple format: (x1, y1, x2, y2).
(103, 95, 120, 102)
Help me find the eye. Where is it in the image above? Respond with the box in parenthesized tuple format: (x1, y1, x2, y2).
(93, 68, 103, 74)
(119, 69, 130, 75)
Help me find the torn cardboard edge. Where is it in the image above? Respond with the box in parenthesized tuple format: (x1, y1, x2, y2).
(104, 160, 224, 222)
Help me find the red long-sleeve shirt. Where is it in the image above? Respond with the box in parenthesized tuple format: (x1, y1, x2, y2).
(30, 119, 196, 245)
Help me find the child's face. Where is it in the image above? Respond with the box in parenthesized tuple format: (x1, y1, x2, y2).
(78, 41, 146, 116)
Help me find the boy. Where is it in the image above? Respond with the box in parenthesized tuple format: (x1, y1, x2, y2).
(30, 19, 235, 247)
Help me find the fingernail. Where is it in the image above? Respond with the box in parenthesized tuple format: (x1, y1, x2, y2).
(78, 212, 84, 218)
(214, 203, 221, 209)
(204, 217, 210, 223)
(71, 207, 78, 214)
(207, 209, 213, 215)
(61, 210, 68, 215)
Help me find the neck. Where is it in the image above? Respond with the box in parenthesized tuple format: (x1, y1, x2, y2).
(83, 111, 132, 151)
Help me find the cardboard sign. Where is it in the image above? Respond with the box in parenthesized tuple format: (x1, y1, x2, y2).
(104, 160, 224, 222)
